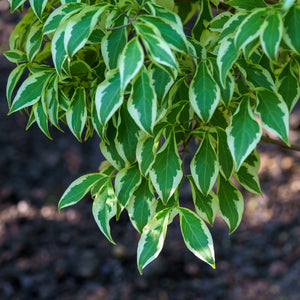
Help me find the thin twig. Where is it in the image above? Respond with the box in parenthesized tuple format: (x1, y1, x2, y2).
(260, 134, 300, 152)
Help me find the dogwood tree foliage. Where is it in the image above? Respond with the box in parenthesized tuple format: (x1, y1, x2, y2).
(5, 0, 300, 273)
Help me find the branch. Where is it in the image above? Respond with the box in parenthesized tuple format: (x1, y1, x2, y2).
(260, 134, 300, 152)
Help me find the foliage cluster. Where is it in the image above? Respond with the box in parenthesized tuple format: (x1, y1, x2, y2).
(4, 0, 300, 273)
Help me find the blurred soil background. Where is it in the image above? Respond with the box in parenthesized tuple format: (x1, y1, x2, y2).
(1, 3, 300, 299)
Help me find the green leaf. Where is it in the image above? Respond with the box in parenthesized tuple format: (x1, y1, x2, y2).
(217, 36, 239, 86)
(92, 180, 117, 244)
(29, 0, 48, 20)
(260, 11, 283, 61)
(226, 96, 262, 171)
(149, 131, 183, 204)
(188, 176, 218, 226)
(58, 173, 107, 211)
(138, 15, 188, 54)
(115, 163, 142, 208)
(32, 100, 51, 139)
(95, 69, 123, 126)
(217, 175, 244, 234)
(65, 87, 87, 142)
(235, 8, 269, 50)
(255, 88, 290, 145)
(283, 5, 300, 54)
(227, 0, 267, 11)
(26, 20, 43, 61)
(9, 70, 55, 114)
(136, 134, 157, 176)
(64, 3, 108, 57)
(119, 36, 144, 92)
(216, 127, 234, 179)
(4, 50, 27, 63)
(178, 207, 215, 268)
(127, 178, 156, 233)
(277, 63, 300, 112)
(101, 14, 128, 70)
(189, 60, 220, 122)
(137, 208, 170, 274)
(190, 134, 219, 196)
(115, 106, 142, 164)
(282, 0, 296, 11)
(128, 65, 157, 134)
(6, 64, 27, 109)
(43, 3, 85, 35)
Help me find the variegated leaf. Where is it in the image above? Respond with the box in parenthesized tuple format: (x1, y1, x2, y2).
(95, 69, 123, 126)
(115, 163, 142, 208)
(9, 70, 55, 114)
(64, 3, 108, 57)
(3, 50, 27, 63)
(128, 65, 157, 134)
(149, 64, 174, 107)
(234, 157, 262, 195)
(119, 36, 144, 92)
(52, 25, 68, 76)
(260, 11, 283, 61)
(135, 23, 178, 73)
(92, 180, 117, 244)
(32, 100, 51, 139)
(227, 0, 267, 11)
(136, 133, 157, 176)
(188, 176, 218, 226)
(226, 96, 262, 171)
(217, 36, 239, 86)
(65, 87, 87, 141)
(29, 0, 48, 20)
(283, 5, 300, 54)
(58, 173, 107, 211)
(277, 63, 300, 112)
(43, 75, 60, 130)
(43, 3, 85, 35)
(178, 207, 215, 268)
(217, 175, 244, 234)
(99, 119, 126, 170)
(137, 208, 170, 274)
(138, 15, 188, 54)
(127, 178, 156, 233)
(115, 106, 142, 164)
(101, 14, 128, 70)
(149, 131, 183, 204)
(189, 60, 220, 122)
(255, 88, 290, 145)
(210, 12, 232, 32)
(190, 134, 219, 196)
(26, 20, 43, 61)
(219, 11, 247, 41)
(8, 0, 26, 12)
(235, 8, 269, 50)
(6, 64, 27, 109)
(216, 127, 234, 179)
(237, 60, 276, 92)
